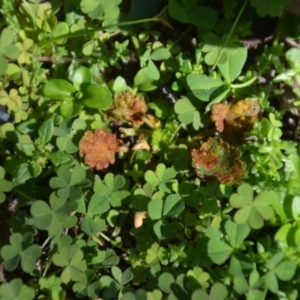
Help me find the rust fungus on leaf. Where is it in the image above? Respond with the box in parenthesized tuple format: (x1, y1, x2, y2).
(191, 137, 246, 184)
(79, 129, 119, 170)
(211, 99, 260, 144)
(109, 92, 148, 127)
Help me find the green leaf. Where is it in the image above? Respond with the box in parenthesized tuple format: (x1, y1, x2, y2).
(168, 0, 217, 29)
(43, 79, 75, 99)
(88, 193, 110, 216)
(148, 198, 163, 220)
(31, 194, 77, 237)
(38, 117, 54, 145)
(208, 239, 233, 264)
(134, 67, 159, 91)
(0, 279, 35, 300)
(72, 66, 92, 90)
(210, 283, 228, 300)
(250, 0, 290, 17)
(225, 220, 250, 248)
(1, 232, 41, 273)
(274, 261, 297, 281)
(80, 215, 102, 235)
(264, 271, 278, 293)
(59, 97, 84, 118)
(158, 272, 175, 294)
(186, 74, 223, 101)
(150, 48, 171, 60)
(217, 45, 247, 82)
(49, 151, 73, 166)
(53, 248, 87, 284)
(153, 219, 173, 239)
(163, 194, 185, 217)
(0, 166, 12, 203)
(81, 84, 113, 109)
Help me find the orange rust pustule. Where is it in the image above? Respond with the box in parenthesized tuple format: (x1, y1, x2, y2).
(109, 92, 148, 127)
(191, 137, 246, 184)
(79, 129, 119, 170)
(211, 99, 260, 144)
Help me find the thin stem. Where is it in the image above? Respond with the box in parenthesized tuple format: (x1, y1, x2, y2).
(230, 75, 258, 89)
(169, 124, 182, 143)
(13, 188, 33, 202)
(38, 18, 161, 48)
(98, 232, 130, 254)
(41, 236, 51, 250)
(213, 0, 249, 69)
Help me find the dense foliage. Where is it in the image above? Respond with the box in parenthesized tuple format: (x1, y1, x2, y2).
(1, 0, 300, 299)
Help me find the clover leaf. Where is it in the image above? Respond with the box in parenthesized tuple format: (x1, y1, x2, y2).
(230, 183, 276, 229)
(30, 193, 78, 237)
(145, 163, 177, 192)
(0, 28, 20, 75)
(264, 253, 297, 293)
(1, 232, 41, 273)
(0, 279, 35, 300)
(168, 0, 217, 29)
(233, 269, 265, 299)
(146, 244, 168, 266)
(52, 247, 87, 284)
(80, 0, 121, 20)
(186, 267, 210, 290)
(0, 166, 13, 203)
(38, 275, 63, 300)
(80, 192, 110, 236)
(186, 73, 223, 101)
(55, 118, 87, 154)
(94, 173, 130, 207)
(250, 0, 290, 17)
(49, 165, 91, 200)
(207, 220, 250, 264)
(174, 97, 202, 130)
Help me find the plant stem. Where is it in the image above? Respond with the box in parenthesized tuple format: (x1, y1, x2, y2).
(38, 18, 162, 49)
(213, 0, 249, 69)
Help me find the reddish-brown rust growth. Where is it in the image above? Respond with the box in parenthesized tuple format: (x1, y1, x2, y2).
(211, 99, 260, 144)
(109, 92, 148, 127)
(79, 129, 119, 170)
(191, 137, 246, 185)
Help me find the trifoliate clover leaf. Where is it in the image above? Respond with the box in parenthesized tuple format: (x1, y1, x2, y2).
(80, 0, 121, 20)
(111, 266, 133, 286)
(0, 279, 35, 300)
(49, 164, 91, 200)
(0, 166, 12, 203)
(94, 173, 130, 207)
(15, 39, 36, 65)
(152, 128, 172, 153)
(0, 28, 20, 75)
(38, 275, 63, 300)
(264, 253, 297, 293)
(186, 73, 223, 101)
(174, 97, 202, 130)
(230, 183, 276, 229)
(145, 163, 177, 192)
(1, 232, 41, 273)
(30, 193, 78, 237)
(52, 247, 87, 284)
(207, 220, 250, 264)
(250, 0, 290, 17)
(186, 267, 210, 290)
(55, 118, 86, 154)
